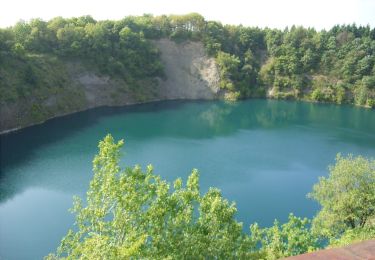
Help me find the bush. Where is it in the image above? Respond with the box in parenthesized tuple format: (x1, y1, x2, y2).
(308, 154, 375, 239)
(367, 98, 375, 108)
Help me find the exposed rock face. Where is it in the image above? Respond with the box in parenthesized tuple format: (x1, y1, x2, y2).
(67, 62, 132, 108)
(154, 39, 220, 100)
(0, 39, 220, 133)
(77, 73, 113, 106)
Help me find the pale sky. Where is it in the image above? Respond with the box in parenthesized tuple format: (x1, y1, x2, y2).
(1, 0, 374, 29)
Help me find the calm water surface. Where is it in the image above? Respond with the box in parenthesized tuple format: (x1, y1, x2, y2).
(1, 99, 375, 259)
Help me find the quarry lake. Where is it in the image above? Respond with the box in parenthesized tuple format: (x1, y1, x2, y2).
(1, 99, 375, 259)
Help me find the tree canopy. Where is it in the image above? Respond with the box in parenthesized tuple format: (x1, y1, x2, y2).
(309, 154, 375, 240)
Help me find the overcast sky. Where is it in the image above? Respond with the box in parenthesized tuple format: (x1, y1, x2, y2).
(1, 0, 374, 29)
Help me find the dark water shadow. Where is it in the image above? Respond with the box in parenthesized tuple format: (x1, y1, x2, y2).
(0, 100, 192, 172)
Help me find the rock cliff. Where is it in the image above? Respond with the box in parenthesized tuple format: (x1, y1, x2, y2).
(0, 39, 220, 133)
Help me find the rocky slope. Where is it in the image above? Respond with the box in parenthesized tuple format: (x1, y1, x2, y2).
(153, 39, 220, 100)
(0, 39, 220, 133)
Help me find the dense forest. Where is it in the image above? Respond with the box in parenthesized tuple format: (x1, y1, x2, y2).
(46, 135, 375, 259)
(1, 13, 374, 110)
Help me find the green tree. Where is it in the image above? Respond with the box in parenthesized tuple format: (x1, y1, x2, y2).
(216, 51, 240, 91)
(250, 214, 320, 260)
(0, 28, 14, 56)
(329, 227, 375, 247)
(308, 154, 375, 239)
(354, 83, 369, 106)
(47, 135, 254, 259)
(56, 25, 85, 55)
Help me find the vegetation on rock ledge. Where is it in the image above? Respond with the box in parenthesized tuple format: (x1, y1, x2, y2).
(1, 13, 374, 109)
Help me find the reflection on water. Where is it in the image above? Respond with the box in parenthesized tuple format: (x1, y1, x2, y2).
(0, 99, 375, 259)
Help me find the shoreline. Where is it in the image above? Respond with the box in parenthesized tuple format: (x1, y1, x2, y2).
(0, 96, 373, 136)
(0, 97, 215, 136)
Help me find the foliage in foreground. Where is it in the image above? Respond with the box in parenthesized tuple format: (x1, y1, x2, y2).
(47, 135, 375, 259)
(250, 214, 319, 259)
(47, 135, 254, 259)
(309, 154, 375, 241)
(328, 227, 375, 248)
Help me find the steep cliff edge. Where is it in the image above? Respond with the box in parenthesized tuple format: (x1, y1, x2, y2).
(154, 39, 220, 99)
(0, 39, 220, 133)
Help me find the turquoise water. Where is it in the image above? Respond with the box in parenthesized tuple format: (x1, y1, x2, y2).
(1, 99, 375, 259)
